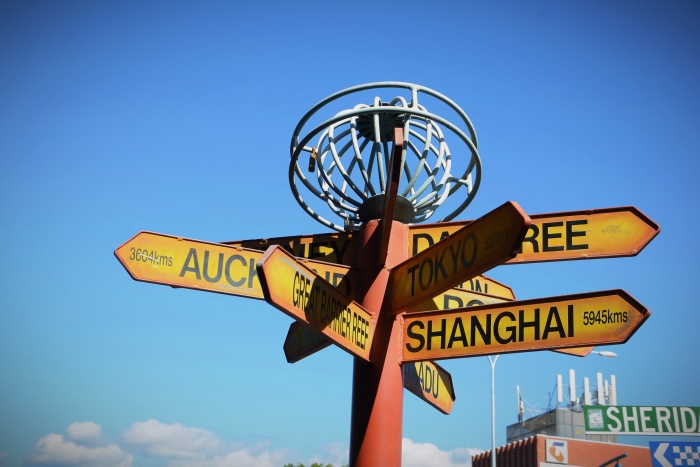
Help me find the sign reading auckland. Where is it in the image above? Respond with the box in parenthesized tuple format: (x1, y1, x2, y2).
(584, 406, 700, 436)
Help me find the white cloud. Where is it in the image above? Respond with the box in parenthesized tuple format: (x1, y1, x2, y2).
(120, 419, 223, 459)
(24, 420, 484, 467)
(24, 424, 133, 467)
(402, 438, 484, 467)
(66, 422, 105, 448)
(164, 442, 297, 467)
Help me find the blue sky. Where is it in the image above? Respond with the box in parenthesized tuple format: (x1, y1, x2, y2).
(1, 1, 699, 466)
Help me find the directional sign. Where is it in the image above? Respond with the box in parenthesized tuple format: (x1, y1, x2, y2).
(457, 275, 515, 300)
(408, 288, 593, 357)
(115, 231, 356, 300)
(410, 206, 660, 264)
(401, 289, 649, 362)
(223, 231, 356, 266)
(222, 206, 658, 268)
(283, 321, 331, 363)
(389, 201, 531, 312)
(650, 442, 700, 467)
(585, 406, 700, 436)
(257, 245, 375, 361)
(403, 360, 456, 415)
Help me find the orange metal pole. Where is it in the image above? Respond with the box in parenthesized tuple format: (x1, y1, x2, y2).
(349, 219, 409, 467)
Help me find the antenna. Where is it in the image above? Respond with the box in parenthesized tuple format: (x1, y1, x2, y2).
(584, 377, 591, 405)
(517, 385, 524, 423)
(569, 369, 576, 407)
(604, 380, 610, 404)
(556, 375, 563, 405)
(597, 372, 605, 405)
(611, 375, 617, 405)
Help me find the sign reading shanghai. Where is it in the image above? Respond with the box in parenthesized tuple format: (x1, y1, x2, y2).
(114, 231, 355, 300)
(584, 406, 700, 436)
(389, 201, 531, 312)
(401, 290, 649, 362)
(402, 360, 456, 415)
(408, 288, 594, 358)
(256, 245, 375, 361)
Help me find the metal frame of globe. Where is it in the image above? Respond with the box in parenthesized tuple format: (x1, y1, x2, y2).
(289, 82, 482, 232)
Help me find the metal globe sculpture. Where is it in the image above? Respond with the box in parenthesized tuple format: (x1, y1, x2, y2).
(289, 82, 482, 231)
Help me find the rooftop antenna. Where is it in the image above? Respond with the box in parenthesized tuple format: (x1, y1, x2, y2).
(517, 385, 524, 423)
(557, 374, 563, 406)
(569, 369, 576, 409)
(289, 82, 481, 231)
(584, 377, 591, 405)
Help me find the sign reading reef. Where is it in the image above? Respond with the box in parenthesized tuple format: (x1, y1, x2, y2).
(585, 406, 700, 436)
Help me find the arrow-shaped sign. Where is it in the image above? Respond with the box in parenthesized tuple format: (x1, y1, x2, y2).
(222, 206, 658, 267)
(283, 321, 331, 363)
(257, 245, 375, 361)
(403, 360, 456, 415)
(401, 289, 649, 362)
(389, 201, 531, 312)
(408, 287, 593, 357)
(114, 231, 356, 300)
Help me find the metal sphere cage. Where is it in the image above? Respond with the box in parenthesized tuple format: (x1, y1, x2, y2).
(289, 82, 482, 232)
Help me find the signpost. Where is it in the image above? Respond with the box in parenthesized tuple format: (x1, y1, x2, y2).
(389, 201, 531, 312)
(584, 406, 700, 436)
(401, 290, 649, 362)
(256, 245, 375, 361)
(403, 360, 456, 415)
(115, 231, 356, 300)
(115, 83, 659, 467)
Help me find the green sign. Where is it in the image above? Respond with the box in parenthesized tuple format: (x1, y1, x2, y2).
(584, 406, 700, 436)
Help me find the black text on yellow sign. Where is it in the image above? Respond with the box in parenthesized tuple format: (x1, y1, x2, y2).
(390, 201, 531, 312)
(257, 245, 375, 361)
(114, 231, 356, 300)
(401, 290, 649, 362)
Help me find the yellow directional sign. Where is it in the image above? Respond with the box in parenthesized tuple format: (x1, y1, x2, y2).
(283, 321, 331, 363)
(223, 231, 356, 266)
(390, 201, 531, 312)
(222, 207, 658, 268)
(401, 290, 649, 362)
(257, 245, 375, 361)
(409, 207, 660, 264)
(403, 360, 456, 415)
(457, 275, 515, 300)
(115, 232, 356, 300)
(408, 288, 593, 357)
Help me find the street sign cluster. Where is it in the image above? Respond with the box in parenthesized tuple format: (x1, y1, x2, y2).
(116, 204, 658, 416)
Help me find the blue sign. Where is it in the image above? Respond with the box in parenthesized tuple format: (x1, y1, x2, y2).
(650, 441, 700, 467)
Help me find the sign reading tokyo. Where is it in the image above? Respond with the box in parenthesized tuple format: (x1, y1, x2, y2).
(114, 232, 355, 300)
(585, 406, 700, 436)
(401, 290, 649, 362)
(256, 246, 375, 361)
(402, 360, 455, 415)
(390, 201, 531, 312)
